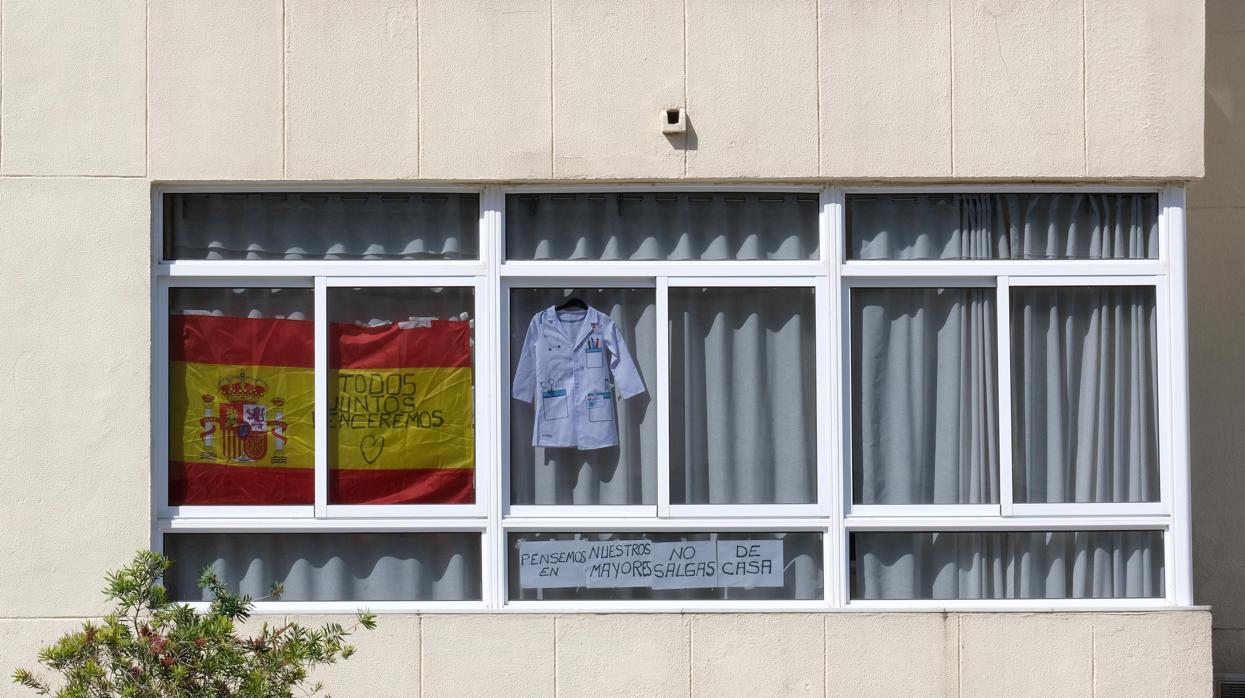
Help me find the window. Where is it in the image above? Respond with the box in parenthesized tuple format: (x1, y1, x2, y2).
(155, 186, 1190, 610)
(169, 286, 315, 505)
(165, 532, 482, 602)
(669, 286, 818, 505)
(850, 530, 1163, 600)
(841, 189, 1183, 608)
(850, 286, 999, 506)
(507, 286, 657, 506)
(506, 192, 819, 261)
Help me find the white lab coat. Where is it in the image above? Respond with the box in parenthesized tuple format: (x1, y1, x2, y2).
(512, 305, 646, 449)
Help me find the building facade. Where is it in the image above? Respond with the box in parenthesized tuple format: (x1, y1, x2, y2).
(1, 0, 1236, 695)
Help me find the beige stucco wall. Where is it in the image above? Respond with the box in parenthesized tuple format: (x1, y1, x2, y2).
(0, 612, 1213, 697)
(0, 0, 1218, 696)
(1188, 0, 1245, 678)
(0, 0, 1205, 182)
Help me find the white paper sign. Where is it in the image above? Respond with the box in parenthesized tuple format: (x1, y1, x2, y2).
(518, 538, 785, 590)
(584, 539, 653, 588)
(650, 541, 718, 589)
(517, 540, 589, 588)
(716, 539, 784, 587)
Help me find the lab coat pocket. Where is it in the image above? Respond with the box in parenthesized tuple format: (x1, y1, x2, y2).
(585, 347, 604, 369)
(588, 391, 614, 423)
(542, 389, 569, 421)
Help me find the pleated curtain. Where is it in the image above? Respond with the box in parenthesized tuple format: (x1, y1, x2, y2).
(506, 192, 820, 261)
(165, 533, 482, 601)
(669, 287, 818, 504)
(854, 530, 1163, 599)
(165, 192, 479, 260)
(849, 192, 1158, 260)
(1011, 286, 1160, 503)
(849, 193, 1162, 599)
(851, 287, 999, 505)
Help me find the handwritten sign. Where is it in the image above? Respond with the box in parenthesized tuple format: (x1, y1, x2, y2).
(518, 538, 784, 590)
(650, 541, 718, 589)
(585, 540, 653, 588)
(518, 539, 589, 588)
(716, 540, 783, 587)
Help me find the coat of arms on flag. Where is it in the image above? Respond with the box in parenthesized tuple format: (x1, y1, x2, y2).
(198, 371, 291, 465)
(169, 314, 314, 505)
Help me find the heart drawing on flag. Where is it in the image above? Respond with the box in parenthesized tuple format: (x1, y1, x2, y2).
(360, 435, 385, 465)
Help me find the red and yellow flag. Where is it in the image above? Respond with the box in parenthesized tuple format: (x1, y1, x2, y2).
(169, 315, 475, 506)
(329, 320, 474, 504)
(169, 314, 315, 505)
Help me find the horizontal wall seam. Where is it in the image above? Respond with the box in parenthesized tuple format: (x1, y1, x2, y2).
(0, 174, 148, 179)
(0, 609, 1215, 620)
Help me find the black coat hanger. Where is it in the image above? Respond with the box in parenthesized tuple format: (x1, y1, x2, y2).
(555, 297, 588, 311)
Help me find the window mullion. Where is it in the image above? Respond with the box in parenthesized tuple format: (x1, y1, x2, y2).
(656, 276, 672, 518)
(485, 185, 507, 608)
(818, 192, 843, 604)
(1162, 184, 1193, 606)
(155, 279, 171, 518)
(813, 276, 835, 605)
(314, 276, 328, 518)
(997, 275, 1015, 517)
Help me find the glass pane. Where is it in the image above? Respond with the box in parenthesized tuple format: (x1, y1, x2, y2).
(851, 288, 999, 505)
(509, 531, 822, 601)
(164, 532, 482, 601)
(1011, 286, 1160, 503)
(509, 288, 656, 505)
(847, 193, 1158, 260)
(670, 287, 816, 505)
(506, 192, 819, 261)
(164, 192, 479, 260)
(329, 287, 475, 504)
(851, 530, 1164, 600)
(168, 288, 313, 505)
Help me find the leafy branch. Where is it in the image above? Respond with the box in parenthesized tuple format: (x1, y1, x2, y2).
(13, 550, 377, 698)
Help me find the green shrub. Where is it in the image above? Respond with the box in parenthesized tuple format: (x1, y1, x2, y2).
(12, 550, 376, 697)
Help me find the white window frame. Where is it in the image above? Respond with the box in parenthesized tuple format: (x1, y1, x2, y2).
(837, 184, 1188, 609)
(500, 275, 659, 521)
(151, 182, 1192, 612)
(153, 185, 495, 611)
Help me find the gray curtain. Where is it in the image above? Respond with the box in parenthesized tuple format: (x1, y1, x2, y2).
(328, 286, 473, 327)
(164, 192, 479, 260)
(852, 288, 998, 505)
(509, 288, 657, 505)
(508, 531, 822, 601)
(173, 287, 472, 343)
(1011, 287, 1160, 503)
(853, 530, 1163, 600)
(670, 287, 817, 504)
(506, 192, 820, 261)
(170, 287, 313, 319)
(848, 193, 1158, 260)
(164, 533, 482, 601)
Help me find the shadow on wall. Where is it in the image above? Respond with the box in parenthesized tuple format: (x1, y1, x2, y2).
(663, 110, 697, 153)
(1187, 0, 1245, 675)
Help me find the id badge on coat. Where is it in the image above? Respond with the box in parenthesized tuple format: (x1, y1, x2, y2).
(587, 390, 614, 423)
(542, 387, 568, 421)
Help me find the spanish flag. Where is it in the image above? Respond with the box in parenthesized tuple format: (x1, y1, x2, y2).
(169, 315, 475, 506)
(169, 314, 315, 505)
(329, 320, 475, 504)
